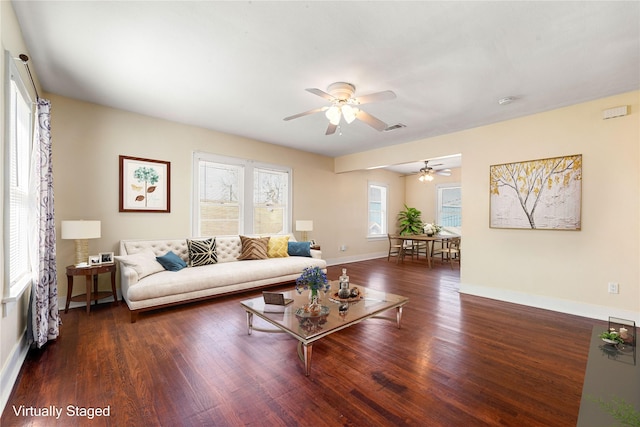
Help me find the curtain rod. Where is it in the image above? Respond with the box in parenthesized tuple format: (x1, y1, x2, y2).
(18, 54, 40, 100)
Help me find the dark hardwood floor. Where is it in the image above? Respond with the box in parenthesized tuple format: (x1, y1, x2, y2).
(2, 258, 601, 426)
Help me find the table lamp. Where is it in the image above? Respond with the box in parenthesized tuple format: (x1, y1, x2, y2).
(61, 220, 101, 266)
(296, 220, 313, 242)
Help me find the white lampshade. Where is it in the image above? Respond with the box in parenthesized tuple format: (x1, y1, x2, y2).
(61, 220, 101, 239)
(62, 220, 101, 265)
(296, 220, 313, 242)
(296, 220, 313, 232)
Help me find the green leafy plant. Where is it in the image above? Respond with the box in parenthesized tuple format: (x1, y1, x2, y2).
(588, 395, 640, 427)
(600, 329, 625, 344)
(397, 204, 424, 235)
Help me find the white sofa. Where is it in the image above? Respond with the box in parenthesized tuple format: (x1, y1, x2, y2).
(117, 235, 326, 322)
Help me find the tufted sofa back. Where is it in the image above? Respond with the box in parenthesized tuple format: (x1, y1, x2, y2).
(120, 235, 269, 264)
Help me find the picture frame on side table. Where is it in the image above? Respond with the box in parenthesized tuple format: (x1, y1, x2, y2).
(99, 252, 114, 264)
(88, 255, 101, 266)
(119, 155, 171, 213)
(489, 154, 582, 230)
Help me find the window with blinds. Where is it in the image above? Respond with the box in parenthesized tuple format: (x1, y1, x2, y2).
(5, 54, 34, 290)
(193, 153, 291, 237)
(367, 182, 388, 237)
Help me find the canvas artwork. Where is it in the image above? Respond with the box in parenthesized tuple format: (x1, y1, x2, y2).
(490, 154, 582, 230)
(119, 155, 171, 212)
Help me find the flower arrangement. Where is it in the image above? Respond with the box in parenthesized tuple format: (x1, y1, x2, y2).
(424, 222, 442, 236)
(295, 266, 330, 295)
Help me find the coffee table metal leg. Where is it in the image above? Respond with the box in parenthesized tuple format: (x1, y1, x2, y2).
(246, 312, 253, 335)
(396, 306, 404, 329)
(297, 342, 313, 376)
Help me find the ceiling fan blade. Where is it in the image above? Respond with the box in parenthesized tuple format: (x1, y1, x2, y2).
(436, 169, 452, 176)
(354, 90, 396, 105)
(325, 122, 338, 135)
(306, 88, 336, 101)
(356, 110, 388, 131)
(283, 106, 328, 121)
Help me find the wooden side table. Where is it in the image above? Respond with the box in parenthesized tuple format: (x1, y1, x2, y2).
(65, 263, 118, 314)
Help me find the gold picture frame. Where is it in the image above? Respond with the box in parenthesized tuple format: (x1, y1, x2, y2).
(490, 154, 582, 230)
(119, 155, 171, 213)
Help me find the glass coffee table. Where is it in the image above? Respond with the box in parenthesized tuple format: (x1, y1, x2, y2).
(240, 281, 409, 376)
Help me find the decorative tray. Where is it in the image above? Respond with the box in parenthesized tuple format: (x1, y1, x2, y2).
(295, 306, 330, 320)
(329, 292, 364, 303)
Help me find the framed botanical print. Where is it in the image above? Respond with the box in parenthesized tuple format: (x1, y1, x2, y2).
(490, 154, 582, 230)
(119, 155, 171, 213)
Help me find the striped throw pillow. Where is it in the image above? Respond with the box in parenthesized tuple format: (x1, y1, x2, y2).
(187, 237, 217, 267)
(238, 236, 269, 260)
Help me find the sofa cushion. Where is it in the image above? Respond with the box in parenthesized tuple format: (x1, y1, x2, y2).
(238, 236, 269, 260)
(187, 237, 217, 267)
(288, 241, 311, 257)
(115, 250, 164, 279)
(267, 235, 289, 258)
(156, 251, 187, 272)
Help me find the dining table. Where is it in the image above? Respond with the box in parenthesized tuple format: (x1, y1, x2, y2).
(394, 234, 460, 268)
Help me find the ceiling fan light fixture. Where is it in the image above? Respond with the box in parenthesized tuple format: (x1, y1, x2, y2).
(342, 105, 359, 124)
(325, 106, 341, 125)
(418, 172, 433, 182)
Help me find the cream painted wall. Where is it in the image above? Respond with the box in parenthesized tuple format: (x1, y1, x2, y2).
(336, 91, 640, 322)
(49, 94, 406, 301)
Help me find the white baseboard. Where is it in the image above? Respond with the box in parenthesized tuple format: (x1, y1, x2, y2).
(0, 330, 29, 418)
(56, 290, 122, 312)
(325, 252, 387, 266)
(460, 282, 640, 323)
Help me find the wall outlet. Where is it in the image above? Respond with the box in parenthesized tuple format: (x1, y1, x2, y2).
(607, 282, 619, 294)
(340, 245, 347, 252)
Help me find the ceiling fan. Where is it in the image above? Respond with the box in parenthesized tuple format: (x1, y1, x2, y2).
(284, 82, 396, 135)
(417, 161, 451, 182)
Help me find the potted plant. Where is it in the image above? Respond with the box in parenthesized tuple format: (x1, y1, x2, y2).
(397, 204, 424, 235)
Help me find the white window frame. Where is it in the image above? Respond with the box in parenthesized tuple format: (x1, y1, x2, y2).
(192, 152, 292, 237)
(367, 181, 388, 239)
(436, 183, 462, 231)
(3, 51, 34, 303)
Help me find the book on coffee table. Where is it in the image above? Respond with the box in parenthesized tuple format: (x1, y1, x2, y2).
(262, 292, 293, 312)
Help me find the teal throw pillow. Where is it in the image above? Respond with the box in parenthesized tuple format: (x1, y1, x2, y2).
(156, 251, 187, 272)
(288, 241, 311, 257)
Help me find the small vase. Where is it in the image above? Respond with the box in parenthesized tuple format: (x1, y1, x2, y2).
(307, 289, 322, 315)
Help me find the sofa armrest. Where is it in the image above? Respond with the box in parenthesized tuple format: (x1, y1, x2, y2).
(120, 264, 140, 287)
(310, 249, 322, 259)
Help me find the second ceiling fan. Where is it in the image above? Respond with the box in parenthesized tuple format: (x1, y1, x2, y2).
(417, 161, 452, 182)
(284, 82, 396, 135)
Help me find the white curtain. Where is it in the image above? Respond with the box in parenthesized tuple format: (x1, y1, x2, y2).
(28, 98, 59, 348)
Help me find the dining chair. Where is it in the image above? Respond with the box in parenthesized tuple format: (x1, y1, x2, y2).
(433, 237, 461, 269)
(387, 234, 403, 262)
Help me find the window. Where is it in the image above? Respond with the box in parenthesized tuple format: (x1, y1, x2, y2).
(436, 184, 461, 229)
(367, 182, 388, 237)
(193, 152, 291, 237)
(4, 52, 34, 293)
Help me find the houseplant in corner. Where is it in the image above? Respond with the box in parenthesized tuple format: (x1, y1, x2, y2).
(397, 205, 424, 235)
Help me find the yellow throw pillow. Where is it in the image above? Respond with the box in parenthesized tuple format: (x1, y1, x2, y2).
(267, 235, 290, 258)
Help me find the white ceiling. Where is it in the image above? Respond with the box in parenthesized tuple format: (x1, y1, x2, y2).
(12, 1, 639, 174)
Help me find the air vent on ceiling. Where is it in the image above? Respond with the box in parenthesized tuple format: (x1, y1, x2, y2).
(384, 123, 406, 132)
